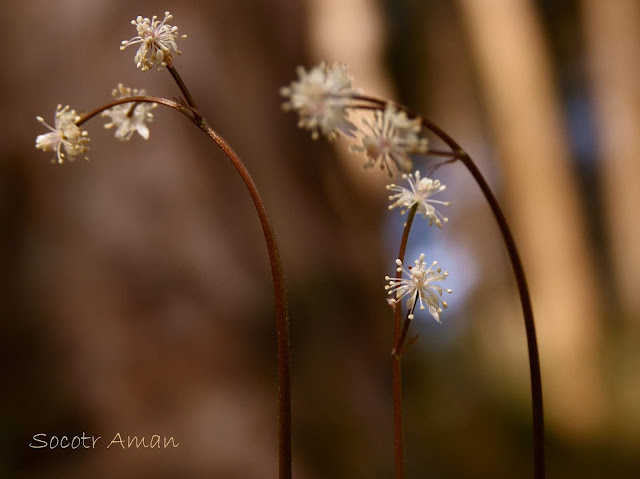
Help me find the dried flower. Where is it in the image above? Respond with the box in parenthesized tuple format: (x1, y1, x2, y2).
(101, 84, 156, 140)
(120, 11, 186, 71)
(387, 170, 450, 228)
(385, 253, 452, 322)
(280, 62, 358, 141)
(351, 103, 428, 175)
(35, 105, 89, 164)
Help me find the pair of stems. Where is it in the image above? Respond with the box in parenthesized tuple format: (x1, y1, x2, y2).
(77, 65, 292, 479)
(354, 96, 545, 478)
(77, 70, 543, 478)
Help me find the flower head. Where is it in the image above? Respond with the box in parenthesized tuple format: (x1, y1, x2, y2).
(387, 170, 450, 228)
(385, 253, 452, 322)
(35, 105, 90, 164)
(351, 103, 428, 176)
(280, 62, 358, 141)
(120, 11, 186, 71)
(101, 84, 156, 141)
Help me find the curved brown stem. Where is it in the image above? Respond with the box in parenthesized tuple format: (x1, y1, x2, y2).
(197, 122, 292, 479)
(76, 96, 193, 126)
(167, 65, 203, 124)
(164, 65, 291, 477)
(77, 95, 292, 479)
(419, 120, 545, 479)
(167, 65, 199, 111)
(355, 93, 545, 478)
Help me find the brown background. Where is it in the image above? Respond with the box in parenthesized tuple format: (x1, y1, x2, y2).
(2, 0, 639, 477)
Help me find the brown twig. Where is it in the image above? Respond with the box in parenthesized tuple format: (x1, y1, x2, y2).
(77, 94, 293, 479)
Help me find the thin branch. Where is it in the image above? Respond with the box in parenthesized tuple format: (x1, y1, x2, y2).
(421, 118, 545, 479)
(356, 94, 545, 478)
(167, 65, 200, 112)
(76, 95, 292, 479)
(196, 122, 292, 479)
(76, 96, 194, 126)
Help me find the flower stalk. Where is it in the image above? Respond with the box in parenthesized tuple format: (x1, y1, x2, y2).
(74, 91, 293, 479)
(69, 46, 292, 479)
(422, 117, 545, 479)
(36, 12, 293, 478)
(391, 204, 417, 479)
(349, 93, 545, 478)
(281, 63, 544, 478)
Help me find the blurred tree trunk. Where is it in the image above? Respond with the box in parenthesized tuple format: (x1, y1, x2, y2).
(581, 0, 640, 320)
(457, 0, 604, 436)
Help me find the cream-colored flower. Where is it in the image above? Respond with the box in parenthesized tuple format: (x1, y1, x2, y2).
(102, 84, 156, 140)
(35, 105, 89, 164)
(120, 11, 186, 71)
(351, 103, 428, 175)
(280, 62, 358, 141)
(385, 253, 452, 322)
(387, 170, 450, 228)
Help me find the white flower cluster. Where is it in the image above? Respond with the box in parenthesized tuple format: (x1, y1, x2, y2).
(351, 104, 428, 175)
(101, 84, 156, 141)
(282, 63, 454, 321)
(36, 11, 186, 162)
(384, 171, 452, 320)
(281, 63, 429, 176)
(385, 253, 452, 322)
(120, 11, 186, 71)
(35, 105, 90, 164)
(280, 63, 358, 141)
(387, 170, 450, 228)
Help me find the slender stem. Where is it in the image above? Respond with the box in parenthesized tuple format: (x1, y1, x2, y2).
(163, 68, 291, 477)
(76, 96, 193, 126)
(419, 120, 545, 479)
(425, 148, 460, 158)
(356, 93, 545, 478)
(391, 204, 418, 479)
(394, 206, 418, 344)
(392, 356, 404, 479)
(394, 317, 412, 355)
(77, 95, 292, 479)
(167, 65, 199, 111)
(426, 157, 459, 177)
(197, 122, 292, 479)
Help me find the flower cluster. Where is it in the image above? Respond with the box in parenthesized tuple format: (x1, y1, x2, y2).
(385, 253, 452, 322)
(351, 103, 428, 175)
(387, 170, 450, 228)
(35, 105, 90, 164)
(36, 11, 186, 163)
(282, 63, 453, 321)
(280, 62, 358, 141)
(281, 64, 430, 176)
(101, 84, 156, 141)
(120, 11, 186, 71)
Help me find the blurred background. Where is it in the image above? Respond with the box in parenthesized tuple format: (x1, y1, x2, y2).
(2, 0, 639, 477)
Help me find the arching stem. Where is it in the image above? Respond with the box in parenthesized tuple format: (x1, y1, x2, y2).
(77, 94, 292, 479)
(354, 93, 545, 478)
(196, 121, 292, 479)
(420, 119, 545, 479)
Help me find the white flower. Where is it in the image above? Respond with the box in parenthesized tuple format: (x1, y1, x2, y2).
(280, 62, 358, 141)
(101, 84, 156, 141)
(35, 105, 90, 164)
(120, 11, 186, 71)
(385, 253, 452, 322)
(351, 103, 428, 175)
(387, 170, 450, 228)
